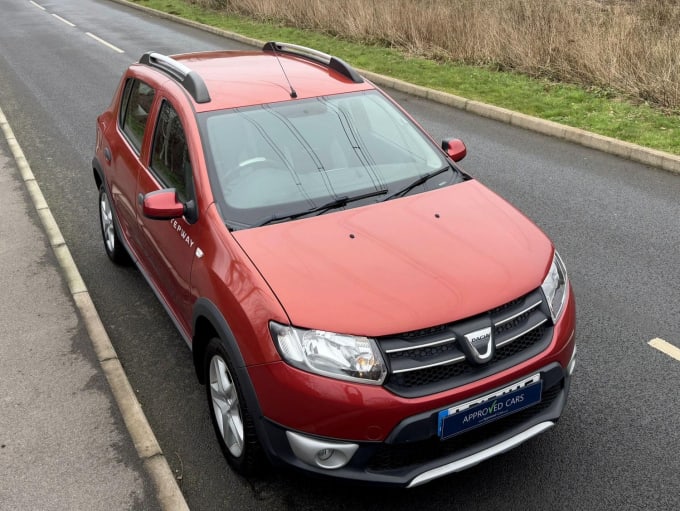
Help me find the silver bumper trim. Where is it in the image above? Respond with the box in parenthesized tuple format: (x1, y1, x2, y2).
(407, 421, 555, 488)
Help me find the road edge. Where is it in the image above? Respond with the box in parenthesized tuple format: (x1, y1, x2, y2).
(110, 0, 680, 176)
(0, 107, 190, 511)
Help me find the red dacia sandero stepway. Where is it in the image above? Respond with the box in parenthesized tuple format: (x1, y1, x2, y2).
(93, 42, 576, 487)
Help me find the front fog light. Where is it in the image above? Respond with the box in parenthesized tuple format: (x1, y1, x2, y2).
(541, 251, 568, 322)
(286, 431, 359, 470)
(317, 449, 334, 461)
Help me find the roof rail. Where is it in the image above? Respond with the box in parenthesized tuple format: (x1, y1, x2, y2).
(262, 42, 364, 84)
(139, 52, 211, 104)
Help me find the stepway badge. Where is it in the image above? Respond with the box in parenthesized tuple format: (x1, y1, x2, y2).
(438, 374, 542, 440)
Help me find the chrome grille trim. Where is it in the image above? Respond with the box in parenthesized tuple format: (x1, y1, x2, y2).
(379, 288, 552, 396)
(496, 317, 548, 348)
(385, 336, 456, 354)
(391, 354, 467, 374)
(494, 299, 542, 326)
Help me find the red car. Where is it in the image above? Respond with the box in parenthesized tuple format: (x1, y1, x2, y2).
(93, 42, 576, 487)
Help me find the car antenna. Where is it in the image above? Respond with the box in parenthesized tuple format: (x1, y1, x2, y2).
(269, 44, 298, 99)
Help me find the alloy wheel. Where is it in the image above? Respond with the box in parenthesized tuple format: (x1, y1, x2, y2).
(209, 355, 245, 458)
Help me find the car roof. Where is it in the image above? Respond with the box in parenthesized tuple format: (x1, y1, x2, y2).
(140, 44, 375, 112)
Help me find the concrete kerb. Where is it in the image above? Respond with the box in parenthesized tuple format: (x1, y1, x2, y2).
(0, 107, 190, 511)
(113, 0, 680, 176)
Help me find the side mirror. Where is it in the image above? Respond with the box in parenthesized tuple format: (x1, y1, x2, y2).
(141, 189, 185, 220)
(441, 138, 467, 162)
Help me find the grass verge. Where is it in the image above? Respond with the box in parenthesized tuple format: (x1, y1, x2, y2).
(130, 0, 680, 155)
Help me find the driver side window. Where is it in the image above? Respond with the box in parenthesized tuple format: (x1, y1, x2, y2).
(151, 101, 192, 202)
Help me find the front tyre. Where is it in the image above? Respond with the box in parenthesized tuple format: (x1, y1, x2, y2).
(98, 183, 129, 265)
(205, 338, 266, 476)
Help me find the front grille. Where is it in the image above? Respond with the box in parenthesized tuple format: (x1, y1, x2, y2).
(367, 382, 562, 472)
(380, 288, 552, 397)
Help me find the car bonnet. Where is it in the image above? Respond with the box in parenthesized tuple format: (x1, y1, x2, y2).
(233, 180, 553, 337)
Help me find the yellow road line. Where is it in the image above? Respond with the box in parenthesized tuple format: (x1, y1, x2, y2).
(648, 338, 680, 362)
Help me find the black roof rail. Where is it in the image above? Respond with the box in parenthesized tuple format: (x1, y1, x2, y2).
(139, 52, 211, 104)
(262, 42, 364, 84)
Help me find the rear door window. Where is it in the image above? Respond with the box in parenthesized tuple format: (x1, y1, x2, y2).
(119, 79, 155, 154)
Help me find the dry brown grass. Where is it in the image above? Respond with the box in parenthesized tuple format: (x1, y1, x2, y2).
(191, 0, 680, 110)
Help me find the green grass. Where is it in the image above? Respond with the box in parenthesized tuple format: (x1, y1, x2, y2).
(131, 0, 680, 155)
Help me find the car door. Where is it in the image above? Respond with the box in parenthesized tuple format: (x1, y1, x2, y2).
(109, 78, 156, 252)
(135, 98, 198, 334)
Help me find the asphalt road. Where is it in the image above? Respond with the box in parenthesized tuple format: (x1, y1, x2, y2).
(1, 0, 679, 509)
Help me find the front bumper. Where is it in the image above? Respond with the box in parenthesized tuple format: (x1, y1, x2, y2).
(256, 359, 573, 487)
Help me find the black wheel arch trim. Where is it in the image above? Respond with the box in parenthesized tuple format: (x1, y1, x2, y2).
(93, 157, 105, 188)
(192, 297, 276, 462)
(192, 297, 248, 373)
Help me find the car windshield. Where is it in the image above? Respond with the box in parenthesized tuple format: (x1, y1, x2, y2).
(200, 90, 452, 229)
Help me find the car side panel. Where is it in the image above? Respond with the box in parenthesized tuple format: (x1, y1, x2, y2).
(134, 95, 197, 333)
(189, 204, 286, 366)
(136, 174, 196, 335)
(98, 104, 143, 252)
(100, 69, 163, 261)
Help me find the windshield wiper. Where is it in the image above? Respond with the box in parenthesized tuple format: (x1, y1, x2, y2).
(254, 188, 388, 227)
(382, 165, 455, 202)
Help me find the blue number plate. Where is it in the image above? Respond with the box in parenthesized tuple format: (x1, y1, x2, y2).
(438, 375, 543, 440)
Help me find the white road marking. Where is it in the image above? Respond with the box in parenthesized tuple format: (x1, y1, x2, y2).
(648, 338, 680, 362)
(85, 32, 124, 54)
(29, 3, 122, 55)
(52, 14, 76, 27)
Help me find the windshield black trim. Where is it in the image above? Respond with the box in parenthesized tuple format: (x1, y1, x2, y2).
(254, 188, 388, 227)
(382, 165, 458, 202)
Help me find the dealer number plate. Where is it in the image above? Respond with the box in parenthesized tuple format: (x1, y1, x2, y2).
(437, 374, 542, 440)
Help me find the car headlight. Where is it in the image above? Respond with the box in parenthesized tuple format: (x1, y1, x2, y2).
(541, 251, 569, 322)
(270, 322, 387, 385)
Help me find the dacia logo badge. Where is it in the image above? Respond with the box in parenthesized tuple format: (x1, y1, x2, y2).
(460, 326, 495, 365)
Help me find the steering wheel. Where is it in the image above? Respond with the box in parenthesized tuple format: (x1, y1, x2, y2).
(219, 156, 288, 194)
(236, 157, 285, 171)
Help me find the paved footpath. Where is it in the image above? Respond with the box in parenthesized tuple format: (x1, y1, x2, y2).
(0, 140, 161, 509)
